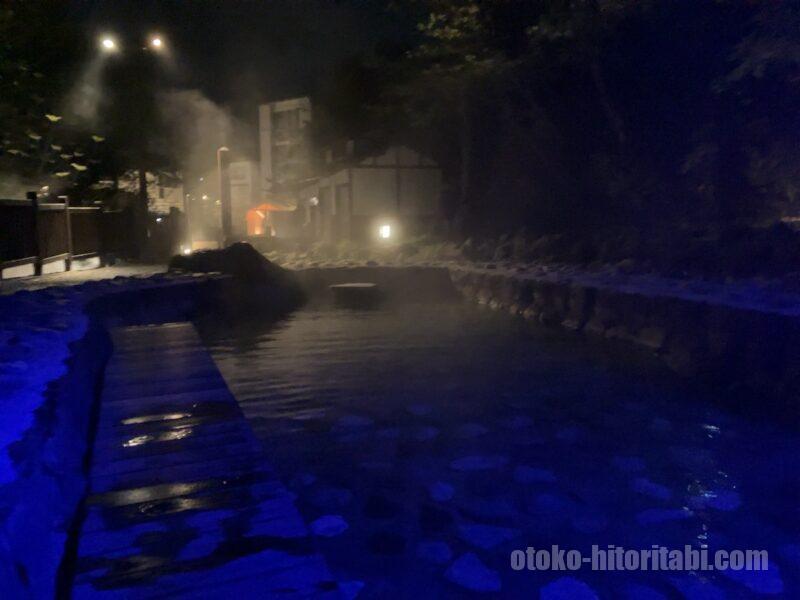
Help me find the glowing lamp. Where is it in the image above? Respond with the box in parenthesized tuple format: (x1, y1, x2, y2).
(379, 224, 391, 239)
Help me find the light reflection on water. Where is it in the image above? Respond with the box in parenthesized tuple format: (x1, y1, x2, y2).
(201, 302, 799, 598)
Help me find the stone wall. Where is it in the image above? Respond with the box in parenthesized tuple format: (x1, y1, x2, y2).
(448, 266, 800, 411)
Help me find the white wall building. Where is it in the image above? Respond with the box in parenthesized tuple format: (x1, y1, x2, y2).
(298, 146, 442, 242)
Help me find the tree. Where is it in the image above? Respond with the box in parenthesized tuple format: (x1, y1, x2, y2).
(0, 1, 101, 198)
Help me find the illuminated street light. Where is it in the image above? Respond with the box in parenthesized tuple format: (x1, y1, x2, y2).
(100, 35, 118, 52)
(379, 224, 392, 239)
(149, 36, 164, 50)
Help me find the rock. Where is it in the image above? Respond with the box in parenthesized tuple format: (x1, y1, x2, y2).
(428, 481, 455, 502)
(540, 577, 598, 600)
(514, 466, 557, 484)
(168, 242, 304, 307)
(310, 515, 348, 537)
(445, 553, 501, 593)
(458, 523, 521, 549)
(631, 478, 672, 501)
(416, 540, 453, 564)
(450, 455, 509, 471)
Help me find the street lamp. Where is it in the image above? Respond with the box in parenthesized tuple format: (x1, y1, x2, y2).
(149, 35, 164, 50)
(99, 35, 118, 52)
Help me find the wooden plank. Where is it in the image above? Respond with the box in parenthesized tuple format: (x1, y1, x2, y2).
(70, 322, 338, 598)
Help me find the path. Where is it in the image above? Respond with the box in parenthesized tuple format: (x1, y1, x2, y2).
(0, 262, 166, 295)
(70, 322, 339, 599)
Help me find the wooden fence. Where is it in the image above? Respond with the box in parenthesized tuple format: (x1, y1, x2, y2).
(0, 193, 103, 280)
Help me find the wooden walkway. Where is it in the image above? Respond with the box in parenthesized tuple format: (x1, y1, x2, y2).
(71, 323, 340, 599)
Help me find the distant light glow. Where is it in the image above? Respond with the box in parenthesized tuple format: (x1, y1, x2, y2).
(379, 224, 391, 239)
(182, 247, 192, 255)
(150, 36, 163, 49)
(100, 36, 117, 52)
(155, 217, 163, 223)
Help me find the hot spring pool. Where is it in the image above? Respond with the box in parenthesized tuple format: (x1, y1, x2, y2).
(199, 301, 799, 598)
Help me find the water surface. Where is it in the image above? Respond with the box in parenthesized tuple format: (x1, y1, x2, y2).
(201, 301, 799, 598)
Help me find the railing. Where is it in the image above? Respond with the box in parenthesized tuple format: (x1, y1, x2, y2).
(0, 193, 104, 279)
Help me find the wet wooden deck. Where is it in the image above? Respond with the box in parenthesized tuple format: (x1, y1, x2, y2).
(71, 322, 340, 599)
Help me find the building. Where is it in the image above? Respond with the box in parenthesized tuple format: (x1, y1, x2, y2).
(297, 145, 442, 243)
(249, 99, 443, 244)
(258, 97, 313, 196)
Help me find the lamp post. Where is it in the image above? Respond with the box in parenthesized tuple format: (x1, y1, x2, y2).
(217, 146, 232, 247)
(96, 31, 171, 258)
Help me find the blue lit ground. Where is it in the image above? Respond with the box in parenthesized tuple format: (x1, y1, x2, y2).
(202, 302, 799, 598)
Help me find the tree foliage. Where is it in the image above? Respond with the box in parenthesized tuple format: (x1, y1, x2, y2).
(317, 0, 800, 242)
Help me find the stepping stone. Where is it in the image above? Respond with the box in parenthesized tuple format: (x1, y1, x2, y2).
(445, 553, 501, 593)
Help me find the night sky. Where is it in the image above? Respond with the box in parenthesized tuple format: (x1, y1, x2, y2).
(67, 0, 409, 117)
